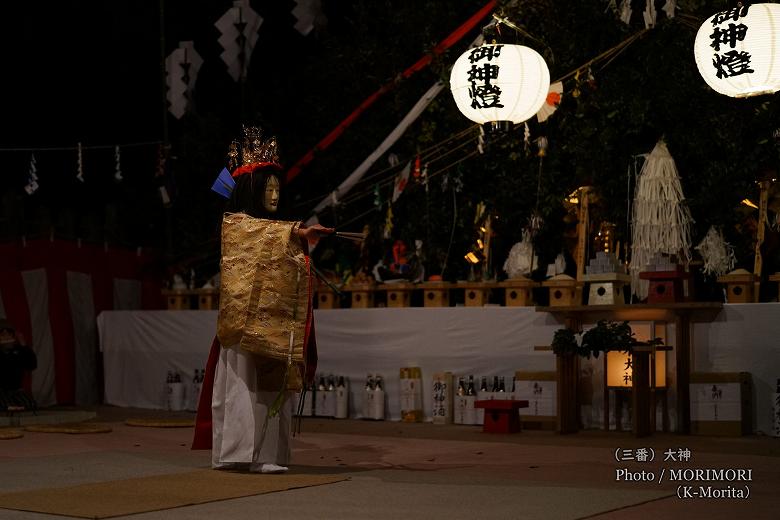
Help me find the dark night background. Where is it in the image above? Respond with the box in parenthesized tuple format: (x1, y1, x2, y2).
(1, 0, 779, 289)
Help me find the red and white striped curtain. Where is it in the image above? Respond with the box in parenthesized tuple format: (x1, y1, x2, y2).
(0, 240, 163, 406)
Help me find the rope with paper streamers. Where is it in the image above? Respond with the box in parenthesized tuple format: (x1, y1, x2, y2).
(0, 140, 162, 152)
(303, 21, 655, 217)
(292, 125, 477, 210)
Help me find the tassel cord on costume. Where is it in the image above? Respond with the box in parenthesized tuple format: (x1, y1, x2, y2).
(268, 265, 303, 419)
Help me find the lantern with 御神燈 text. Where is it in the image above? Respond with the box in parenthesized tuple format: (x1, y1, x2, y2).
(450, 44, 550, 130)
(694, 3, 780, 98)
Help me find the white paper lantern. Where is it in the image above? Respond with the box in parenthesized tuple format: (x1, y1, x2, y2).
(694, 3, 780, 98)
(450, 44, 550, 126)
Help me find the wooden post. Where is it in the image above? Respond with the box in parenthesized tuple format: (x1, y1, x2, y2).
(632, 348, 651, 437)
(556, 315, 581, 434)
(753, 180, 770, 302)
(483, 214, 492, 279)
(675, 313, 692, 434)
(575, 187, 591, 284)
(556, 354, 579, 434)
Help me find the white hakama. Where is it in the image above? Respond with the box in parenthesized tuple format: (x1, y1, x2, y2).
(211, 345, 292, 468)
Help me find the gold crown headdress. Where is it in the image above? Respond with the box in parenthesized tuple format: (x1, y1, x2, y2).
(213, 125, 282, 198)
(227, 125, 281, 175)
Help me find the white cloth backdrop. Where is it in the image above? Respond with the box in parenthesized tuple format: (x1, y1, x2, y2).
(314, 307, 560, 420)
(97, 305, 780, 433)
(97, 311, 217, 409)
(67, 271, 99, 404)
(22, 269, 57, 407)
(692, 303, 780, 436)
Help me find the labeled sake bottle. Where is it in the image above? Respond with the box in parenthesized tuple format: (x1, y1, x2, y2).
(165, 371, 174, 410)
(363, 374, 375, 418)
(371, 375, 385, 420)
(167, 371, 185, 411)
(335, 375, 349, 419)
(467, 375, 476, 396)
(457, 377, 466, 397)
(321, 374, 336, 417)
(492, 376, 499, 393)
(189, 369, 203, 411)
(302, 380, 315, 416)
(480, 376, 487, 392)
(498, 376, 506, 393)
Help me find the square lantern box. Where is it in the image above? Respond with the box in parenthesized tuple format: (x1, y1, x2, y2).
(315, 285, 339, 309)
(770, 272, 780, 302)
(690, 372, 752, 436)
(162, 289, 192, 310)
(456, 282, 494, 307)
(343, 283, 375, 309)
(604, 332, 670, 435)
(718, 269, 758, 304)
(639, 269, 689, 304)
(542, 275, 579, 307)
(381, 283, 415, 308)
(582, 273, 630, 306)
(196, 288, 219, 310)
(499, 277, 538, 307)
(419, 282, 453, 307)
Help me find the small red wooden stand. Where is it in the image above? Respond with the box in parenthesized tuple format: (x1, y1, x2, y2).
(474, 400, 529, 434)
(639, 269, 690, 304)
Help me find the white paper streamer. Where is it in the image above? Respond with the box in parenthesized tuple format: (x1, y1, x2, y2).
(643, 0, 657, 28)
(76, 142, 85, 183)
(619, 0, 632, 25)
(114, 145, 123, 182)
(695, 226, 736, 277)
(662, 0, 676, 19)
(24, 153, 40, 195)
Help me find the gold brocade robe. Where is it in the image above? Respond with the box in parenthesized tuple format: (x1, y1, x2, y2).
(217, 213, 309, 390)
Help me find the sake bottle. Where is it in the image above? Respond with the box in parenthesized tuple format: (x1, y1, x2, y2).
(467, 375, 476, 396)
(335, 375, 349, 419)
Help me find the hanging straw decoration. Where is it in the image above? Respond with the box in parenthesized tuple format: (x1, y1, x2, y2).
(630, 140, 692, 299)
(695, 226, 736, 278)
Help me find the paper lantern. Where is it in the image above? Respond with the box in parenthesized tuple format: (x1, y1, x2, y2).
(450, 44, 550, 128)
(694, 3, 780, 97)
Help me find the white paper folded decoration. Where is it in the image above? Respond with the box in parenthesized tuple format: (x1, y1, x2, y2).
(536, 82, 563, 123)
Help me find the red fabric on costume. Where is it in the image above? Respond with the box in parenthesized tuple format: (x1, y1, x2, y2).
(191, 336, 221, 450)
